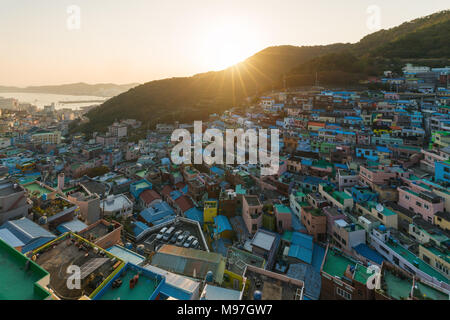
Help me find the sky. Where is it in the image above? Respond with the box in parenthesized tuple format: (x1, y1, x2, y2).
(0, 0, 448, 87)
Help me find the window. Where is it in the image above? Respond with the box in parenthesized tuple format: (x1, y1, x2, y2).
(424, 204, 429, 210)
(416, 201, 422, 207)
(393, 256, 400, 265)
(336, 287, 352, 300)
(405, 195, 410, 200)
(379, 245, 390, 255)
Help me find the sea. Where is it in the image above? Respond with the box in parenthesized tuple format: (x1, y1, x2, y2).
(0, 92, 109, 110)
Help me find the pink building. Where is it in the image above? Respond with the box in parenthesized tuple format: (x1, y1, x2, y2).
(397, 186, 444, 224)
(359, 165, 397, 187)
(242, 195, 263, 234)
(274, 204, 292, 232)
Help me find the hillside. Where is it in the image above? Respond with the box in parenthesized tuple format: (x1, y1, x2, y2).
(76, 10, 450, 134)
(287, 10, 450, 86)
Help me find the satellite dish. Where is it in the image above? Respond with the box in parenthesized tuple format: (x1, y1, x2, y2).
(376, 204, 384, 212)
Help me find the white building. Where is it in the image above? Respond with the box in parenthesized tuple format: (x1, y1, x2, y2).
(100, 194, 133, 217)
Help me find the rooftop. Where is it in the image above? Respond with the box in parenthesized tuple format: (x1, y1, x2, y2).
(33, 233, 124, 299)
(381, 268, 413, 300)
(0, 238, 51, 300)
(225, 246, 265, 276)
(95, 263, 162, 300)
(243, 265, 304, 300)
(385, 240, 448, 284)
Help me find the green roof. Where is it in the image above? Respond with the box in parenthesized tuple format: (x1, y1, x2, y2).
(382, 269, 413, 300)
(353, 264, 370, 284)
(322, 248, 355, 278)
(414, 281, 449, 300)
(386, 241, 448, 284)
(275, 204, 291, 214)
(136, 169, 146, 178)
(424, 246, 450, 264)
(0, 238, 51, 300)
(98, 267, 160, 300)
(24, 182, 52, 197)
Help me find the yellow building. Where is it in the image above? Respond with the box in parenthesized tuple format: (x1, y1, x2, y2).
(419, 245, 449, 280)
(203, 200, 218, 224)
(373, 128, 392, 135)
(31, 130, 61, 145)
(223, 247, 265, 290)
(435, 211, 450, 233)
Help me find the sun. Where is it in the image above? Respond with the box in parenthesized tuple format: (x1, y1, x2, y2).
(199, 22, 260, 71)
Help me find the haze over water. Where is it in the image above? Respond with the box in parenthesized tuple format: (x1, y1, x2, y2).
(0, 92, 108, 110)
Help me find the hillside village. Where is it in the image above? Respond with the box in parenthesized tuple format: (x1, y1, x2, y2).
(0, 63, 449, 301)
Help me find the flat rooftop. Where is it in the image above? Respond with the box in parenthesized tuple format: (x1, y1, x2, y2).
(245, 195, 261, 207)
(243, 266, 304, 300)
(0, 239, 50, 300)
(381, 269, 413, 300)
(385, 240, 448, 284)
(79, 222, 110, 241)
(0, 181, 22, 197)
(140, 218, 207, 252)
(226, 247, 265, 276)
(33, 233, 123, 299)
(97, 265, 160, 300)
(413, 281, 449, 300)
(24, 181, 53, 198)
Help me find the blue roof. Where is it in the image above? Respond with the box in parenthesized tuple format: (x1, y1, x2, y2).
(291, 232, 313, 249)
(311, 244, 326, 273)
(213, 215, 232, 234)
(139, 202, 175, 225)
(184, 207, 203, 225)
(376, 146, 392, 153)
(287, 263, 321, 300)
(133, 221, 149, 237)
(291, 214, 306, 232)
(0, 228, 25, 248)
(287, 232, 313, 264)
(211, 166, 225, 176)
(288, 244, 313, 264)
(353, 243, 385, 265)
(0, 217, 56, 252)
(170, 190, 182, 200)
(56, 219, 88, 234)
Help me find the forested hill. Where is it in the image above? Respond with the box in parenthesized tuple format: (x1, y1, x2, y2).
(76, 10, 450, 134)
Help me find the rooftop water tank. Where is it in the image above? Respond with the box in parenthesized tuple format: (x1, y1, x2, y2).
(38, 215, 47, 225)
(254, 290, 262, 300)
(205, 271, 214, 283)
(379, 225, 386, 232)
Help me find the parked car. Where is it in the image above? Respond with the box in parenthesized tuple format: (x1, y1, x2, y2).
(183, 235, 195, 248)
(176, 231, 190, 246)
(191, 239, 199, 249)
(162, 226, 175, 241)
(156, 227, 168, 241)
(169, 234, 178, 244)
(170, 230, 182, 243)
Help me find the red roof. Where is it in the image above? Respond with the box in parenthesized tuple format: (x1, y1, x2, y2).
(139, 189, 161, 205)
(161, 185, 173, 198)
(175, 196, 194, 213)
